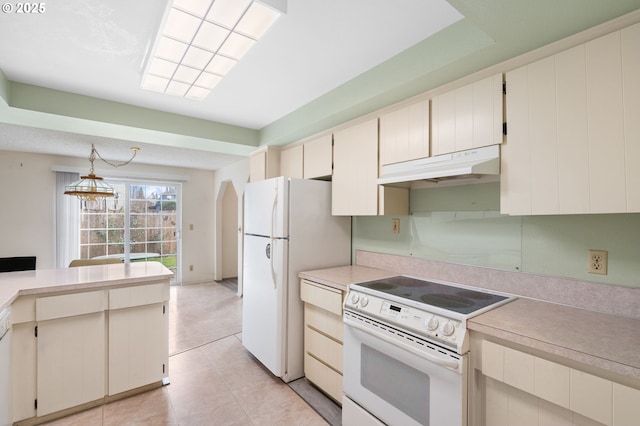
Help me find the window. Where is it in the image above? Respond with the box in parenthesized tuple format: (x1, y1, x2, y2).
(78, 180, 181, 282)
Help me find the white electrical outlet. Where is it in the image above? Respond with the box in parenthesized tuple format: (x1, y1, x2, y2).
(587, 250, 608, 275)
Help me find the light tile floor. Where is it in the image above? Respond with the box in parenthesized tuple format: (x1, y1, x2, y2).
(42, 281, 329, 425)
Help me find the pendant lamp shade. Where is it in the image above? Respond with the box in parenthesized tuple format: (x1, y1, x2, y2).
(64, 173, 116, 201)
(64, 144, 138, 201)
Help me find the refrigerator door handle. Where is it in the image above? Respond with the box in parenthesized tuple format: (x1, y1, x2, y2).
(270, 182, 278, 289)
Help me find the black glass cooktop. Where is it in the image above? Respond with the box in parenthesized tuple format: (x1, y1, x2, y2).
(354, 276, 509, 315)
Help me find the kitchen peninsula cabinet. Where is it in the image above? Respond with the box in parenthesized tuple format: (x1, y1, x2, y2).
(2, 263, 172, 424)
(501, 22, 640, 215)
(300, 279, 345, 403)
(108, 283, 169, 396)
(379, 99, 429, 165)
(35, 291, 106, 417)
(431, 73, 503, 156)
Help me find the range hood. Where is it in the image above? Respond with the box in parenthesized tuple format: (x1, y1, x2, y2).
(378, 145, 500, 185)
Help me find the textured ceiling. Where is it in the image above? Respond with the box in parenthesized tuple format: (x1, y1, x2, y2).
(1, 0, 639, 170)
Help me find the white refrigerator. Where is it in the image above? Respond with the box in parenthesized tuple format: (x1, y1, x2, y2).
(242, 177, 351, 382)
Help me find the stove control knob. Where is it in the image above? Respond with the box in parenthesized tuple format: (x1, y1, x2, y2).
(426, 316, 439, 331)
(442, 321, 455, 336)
(360, 296, 369, 307)
(350, 293, 360, 305)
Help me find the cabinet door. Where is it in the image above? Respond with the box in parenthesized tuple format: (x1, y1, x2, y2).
(304, 134, 333, 179)
(432, 73, 503, 155)
(502, 25, 639, 215)
(249, 147, 281, 182)
(249, 150, 266, 182)
(332, 119, 379, 215)
(108, 283, 169, 396)
(379, 100, 429, 165)
(280, 145, 303, 179)
(622, 23, 640, 212)
(109, 303, 167, 395)
(586, 31, 626, 213)
(36, 291, 106, 417)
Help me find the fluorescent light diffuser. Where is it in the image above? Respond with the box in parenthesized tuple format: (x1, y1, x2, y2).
(141, 0, 284, 100)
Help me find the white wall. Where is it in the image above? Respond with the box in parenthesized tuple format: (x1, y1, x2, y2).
(0, 150, 216, 284)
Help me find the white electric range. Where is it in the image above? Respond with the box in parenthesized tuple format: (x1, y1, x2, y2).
(342, 275, 515, 426)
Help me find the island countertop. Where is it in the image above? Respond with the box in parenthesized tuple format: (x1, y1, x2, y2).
(0, 262, 173, 312)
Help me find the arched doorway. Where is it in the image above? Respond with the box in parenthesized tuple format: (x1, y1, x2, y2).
(215, 180, 239, 294)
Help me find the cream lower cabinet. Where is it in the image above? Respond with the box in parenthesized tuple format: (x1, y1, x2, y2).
(300, 279, 344, 404)
(108, 283, 169, 396)
(479, 339, 640, 426)
(35, 291, 106, 417)
(10, 280, 170, 424)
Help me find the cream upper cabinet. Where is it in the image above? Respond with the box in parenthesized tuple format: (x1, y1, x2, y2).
(249, 146, 281, 182)
(280, 144, 303, 179)
(379, 99, 429, 165)
(303, 134, 333, 179)
(332, 118, 380, 216)
(431, 73, 503, 156)
(501, 23, 640, 215)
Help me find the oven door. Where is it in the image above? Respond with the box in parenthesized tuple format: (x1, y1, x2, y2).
(343, 313, 468, 426)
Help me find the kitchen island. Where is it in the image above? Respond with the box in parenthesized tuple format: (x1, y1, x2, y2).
(0, 262, 173, 425)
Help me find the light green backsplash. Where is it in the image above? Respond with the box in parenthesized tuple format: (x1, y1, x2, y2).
(352, 183, 640, 288)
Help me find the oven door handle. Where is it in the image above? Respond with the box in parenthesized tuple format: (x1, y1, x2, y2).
(344, 316, 460, 370)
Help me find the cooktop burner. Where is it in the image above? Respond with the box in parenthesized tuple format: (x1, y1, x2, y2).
(354, 275, 508, 315)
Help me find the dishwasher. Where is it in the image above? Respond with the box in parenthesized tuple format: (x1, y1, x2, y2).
(0, 307, 11, 426)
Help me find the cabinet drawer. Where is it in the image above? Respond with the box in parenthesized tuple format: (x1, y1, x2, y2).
(109, 282, 168, 310)
(36, 290, 105, 321)
(300, 280, 343, 315)
(305, 304, 343, 342)
(571, 369, 612, 426)
(305, 353, 343, 404)
(305, 327, 343, 373)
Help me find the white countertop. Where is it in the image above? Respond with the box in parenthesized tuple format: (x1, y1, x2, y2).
(0, 262, 173, 311)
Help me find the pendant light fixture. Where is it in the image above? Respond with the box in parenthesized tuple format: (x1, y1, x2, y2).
(64, 144, 139, 201)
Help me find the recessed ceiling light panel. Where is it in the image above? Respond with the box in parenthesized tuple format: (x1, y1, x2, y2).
(141, 0, 285, 100)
